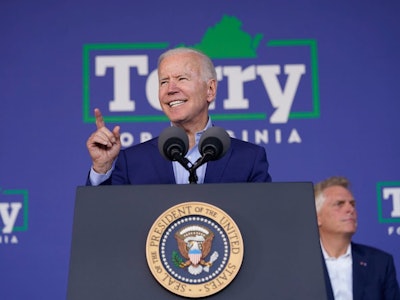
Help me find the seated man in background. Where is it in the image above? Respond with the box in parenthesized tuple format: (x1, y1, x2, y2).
(314, 176, 400, 300)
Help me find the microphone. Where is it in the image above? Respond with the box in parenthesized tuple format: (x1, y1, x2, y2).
(186, 127, 231, 184)
(158, 126, 189, 164)
(158, 126, 231, 184)
(198, 126, 231, 163)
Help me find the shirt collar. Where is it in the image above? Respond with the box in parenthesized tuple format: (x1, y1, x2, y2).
(321, 241, 352, 260)
(194, 118, 212, 145)
(169, 118, 212, 146)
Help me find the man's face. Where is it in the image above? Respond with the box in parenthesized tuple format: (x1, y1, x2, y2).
(317, 186, 358, 238)
(158, 52, 216, 131)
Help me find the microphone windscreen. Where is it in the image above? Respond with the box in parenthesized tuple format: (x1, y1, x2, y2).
(198, 126, 231, 160)
(158, 126, 189, 161)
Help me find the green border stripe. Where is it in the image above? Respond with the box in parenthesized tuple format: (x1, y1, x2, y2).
(377, 181, 400, 223)
(87, 112, 267, 123)
(268, 39, 320, 119)
(83, 39, 319, 123)
(83, 43, 170, 123)
(2, 189, 29, 231)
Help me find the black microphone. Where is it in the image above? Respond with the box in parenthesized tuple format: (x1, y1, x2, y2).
(158, 126, 189, 165)
(158, 126, 231, 184)
(186, 126, 231, 184)
(198, 126, 231, 163)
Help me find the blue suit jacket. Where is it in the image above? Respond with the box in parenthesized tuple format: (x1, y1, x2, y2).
(91, 136, 271, 185)
(324, 242, 400, 300)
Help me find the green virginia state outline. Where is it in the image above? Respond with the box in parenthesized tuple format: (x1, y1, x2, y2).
(83, 15, 320, 123)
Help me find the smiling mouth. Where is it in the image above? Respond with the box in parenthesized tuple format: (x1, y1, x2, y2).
(169, 100, 186, 107)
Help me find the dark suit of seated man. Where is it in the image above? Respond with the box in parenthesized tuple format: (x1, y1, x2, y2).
(314, 176, 400, 300)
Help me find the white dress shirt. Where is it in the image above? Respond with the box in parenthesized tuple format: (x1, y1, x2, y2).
(321, 242, 353, 300)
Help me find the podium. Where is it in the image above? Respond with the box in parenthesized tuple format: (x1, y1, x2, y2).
(67, 182, 328, 299)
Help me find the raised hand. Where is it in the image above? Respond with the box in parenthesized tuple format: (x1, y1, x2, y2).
(86, 108, 121, 174)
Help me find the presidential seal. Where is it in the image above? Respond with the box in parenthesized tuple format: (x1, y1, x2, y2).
(146, 202, 244, 298)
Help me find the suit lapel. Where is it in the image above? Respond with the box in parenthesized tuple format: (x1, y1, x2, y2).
(352, 243, 368, 299)
(204, 148, 232, 183)
(158, 157, 176, 183)
(151, 138, 176, 184)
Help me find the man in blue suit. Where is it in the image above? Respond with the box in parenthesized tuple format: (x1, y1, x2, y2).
(86, 47, 271, 185)
(314, 176, 400, 300)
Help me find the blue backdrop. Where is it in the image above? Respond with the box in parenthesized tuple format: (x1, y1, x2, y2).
(1, 1, 399, 299)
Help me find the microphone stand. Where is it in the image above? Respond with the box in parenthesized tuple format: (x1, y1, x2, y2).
(171, 152, 199, 184)
(172, 150, 215, 184)
(188, 169, 198, 184)
(187, 152, 215, 184)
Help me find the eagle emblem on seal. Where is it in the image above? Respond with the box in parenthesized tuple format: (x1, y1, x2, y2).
(173, 225, 219, 275)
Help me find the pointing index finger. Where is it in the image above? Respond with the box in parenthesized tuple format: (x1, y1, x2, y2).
(94, 108, 105, 129)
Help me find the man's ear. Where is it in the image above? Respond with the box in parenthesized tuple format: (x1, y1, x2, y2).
(206, 79, 217, 103)
(317, 214, 322, 227)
